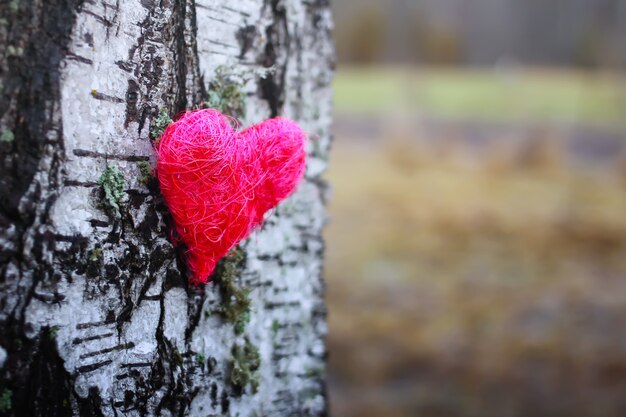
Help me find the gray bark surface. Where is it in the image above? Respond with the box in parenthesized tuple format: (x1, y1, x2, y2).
(0, 1, 333, 416)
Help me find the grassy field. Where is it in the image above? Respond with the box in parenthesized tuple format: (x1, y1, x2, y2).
(334, 67, 626, 127)
(325, 67, 626, 417)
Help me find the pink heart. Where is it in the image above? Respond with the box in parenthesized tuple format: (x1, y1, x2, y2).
(156, 109, 306, 284)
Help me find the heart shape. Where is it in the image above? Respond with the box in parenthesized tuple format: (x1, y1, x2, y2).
(156, 109, 307, 284)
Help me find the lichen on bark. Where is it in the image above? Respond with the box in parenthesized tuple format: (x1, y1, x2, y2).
(97, 165, 127, 220)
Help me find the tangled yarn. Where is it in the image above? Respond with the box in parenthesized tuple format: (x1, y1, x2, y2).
(156, 109, 307, 285)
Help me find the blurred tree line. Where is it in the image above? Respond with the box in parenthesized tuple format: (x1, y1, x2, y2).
(333, 0, 626, 68)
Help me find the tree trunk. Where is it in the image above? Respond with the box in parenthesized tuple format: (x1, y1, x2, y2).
(0, 0, 333, 416)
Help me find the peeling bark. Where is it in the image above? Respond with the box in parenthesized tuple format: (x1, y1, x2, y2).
(0, 1, 334, 416)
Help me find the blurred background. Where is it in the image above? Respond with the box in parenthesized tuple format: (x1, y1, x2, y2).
(323, 1, 626, 416)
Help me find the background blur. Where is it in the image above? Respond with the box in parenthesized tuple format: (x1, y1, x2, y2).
(324, 1, 626, 416)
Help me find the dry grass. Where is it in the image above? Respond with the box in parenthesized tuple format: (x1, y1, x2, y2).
(324, 138, 626, 417)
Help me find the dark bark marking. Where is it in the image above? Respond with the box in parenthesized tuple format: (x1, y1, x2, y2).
(77, 360, 113, 374)
(115, 60, 133, 72)
(121, 362, 152, 368)
(72, 332, 115, 345)
(89, 219, 110, 228)
(82, 9, 112, 27)
(29, 346, 71, 414)
(124, 79, 141, 128)
(64, 179, 99, 187)
(209, 382, 218, 408)
(293, 23, 304, 120)
(90, 90, 125, 103)
(172, 0, 189, 114)
(222, 5, 250, 17)
(180, 0, 209, 108)
(220, 389, 230, 414)
(66, 52, 94, 64)
(194, 3, 218, 12)
(101, 0, 120, 11)
(206, 39, 238, 49)
(32, 291, 66, 303)
(259, 0, 290, 117)
(52, 233, 88, 243)
(76, 386, 106, 417)
(273, 321, 304, 330)
(2, 328, 74, 417)
(79, 342, 135, 360)
(83, 31, 94, 47)
(197, 48, 234, 57)
(185, 288, 207, 344)
(264, 300, 301, 309)
(204, 14, 238, 26)
(236, 25, 257, 59)
(142, 294, 161, 300)
(72, 148, 151, 161)
(76, 316, 115, 330)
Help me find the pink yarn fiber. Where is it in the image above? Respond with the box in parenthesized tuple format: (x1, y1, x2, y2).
(156, 109, 307, 285)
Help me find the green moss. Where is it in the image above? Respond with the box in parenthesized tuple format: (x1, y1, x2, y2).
(172, 349, 183, 367)
(298, 388, 320, 401)
(212, 247, 262, 394)
(0, 389, 11, 413)
(97, 165, 127, 220)
(88, 247, 102, 262)
(150, 108, 172, 140)
(304, 367, 324, 378)
(48, 325, 60, 340)
(8, 0, 19, 13)
(229, 337, 261, 394)
(196, 352, 206, 365)
(205, 66, 246, 118)
(0, 130, 14, 143)
(137, 160, 154, 186)
(6, 46, 23, 57)
(213, 248, 251, 335)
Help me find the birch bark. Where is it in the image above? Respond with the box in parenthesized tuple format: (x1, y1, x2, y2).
(0, 1, 333, 416)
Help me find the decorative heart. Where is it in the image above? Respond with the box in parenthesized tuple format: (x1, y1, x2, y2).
(156, 109, 307, 285)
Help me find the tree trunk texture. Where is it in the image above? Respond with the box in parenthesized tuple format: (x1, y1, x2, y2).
(0, 0, 333, 416)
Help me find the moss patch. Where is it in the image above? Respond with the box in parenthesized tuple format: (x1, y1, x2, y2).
(0, 388, 11, 413)
(229, 337, 261, 395)
(97, 165, 127, 220)
(205, 66, 246, 118)
(137, 160, 154, 186)
(47, 326, 60, 340)
(88, 247, 102, 262)
(150, 108, 172, 141)
(213, 248, 251, 335)
(172, 348, 183, 368)
(0, 130, 14, 143)
(212, 248, 264, 393)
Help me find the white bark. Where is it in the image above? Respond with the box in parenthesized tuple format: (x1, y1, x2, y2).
(0, 1, 333, 416)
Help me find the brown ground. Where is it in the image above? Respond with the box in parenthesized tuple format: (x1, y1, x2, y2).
(324, 128, 626, 417)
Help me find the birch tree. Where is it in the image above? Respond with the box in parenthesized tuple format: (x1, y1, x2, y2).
(0, 0, 333, 416)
